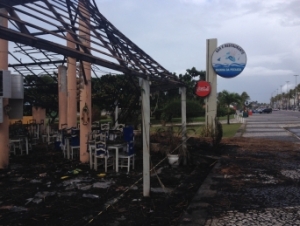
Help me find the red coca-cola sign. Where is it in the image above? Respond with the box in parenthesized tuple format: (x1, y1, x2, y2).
(195, 81, 211, 97)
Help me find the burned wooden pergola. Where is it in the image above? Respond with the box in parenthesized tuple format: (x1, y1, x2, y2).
(0, 0, 184, 89)
(0, 0, 188, 196)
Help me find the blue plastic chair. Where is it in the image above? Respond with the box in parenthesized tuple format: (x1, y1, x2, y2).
(118, 126, 135, 172)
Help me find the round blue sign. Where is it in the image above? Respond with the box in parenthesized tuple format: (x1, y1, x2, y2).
(211, 43, 247, 78)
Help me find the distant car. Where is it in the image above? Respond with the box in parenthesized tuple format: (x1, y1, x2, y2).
(262, 108, 272, 113)
(272, 108, 279, 111)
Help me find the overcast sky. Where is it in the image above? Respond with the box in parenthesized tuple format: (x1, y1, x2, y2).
(95, 0, 300, 104)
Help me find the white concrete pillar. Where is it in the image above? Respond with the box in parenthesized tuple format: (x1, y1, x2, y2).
(140, 78, 150, 197)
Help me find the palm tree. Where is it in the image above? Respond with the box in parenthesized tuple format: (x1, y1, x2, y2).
(218, 90, 241, 124)
(240, 91, 250, 104)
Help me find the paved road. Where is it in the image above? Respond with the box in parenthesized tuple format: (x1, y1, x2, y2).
(242, 110, 300, 142)
(180, 110, 300, 226)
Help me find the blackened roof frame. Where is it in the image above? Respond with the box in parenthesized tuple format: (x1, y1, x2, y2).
(0, 0, 185, 91)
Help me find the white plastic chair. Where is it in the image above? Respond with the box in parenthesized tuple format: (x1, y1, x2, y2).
(113, 124, 125, 132)
(94, 140, 115, 172)
(9, 140, 16, 155)
(89, 132, 108, 169)
(101, 123, 110, 131)
(118, 141, 135, 172)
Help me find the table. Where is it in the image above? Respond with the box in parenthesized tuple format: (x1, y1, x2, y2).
(107, 143, 126, 173)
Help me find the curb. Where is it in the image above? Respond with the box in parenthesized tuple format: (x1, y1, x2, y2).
(233, 122, 246, 137)
(179, 161, 221, 226)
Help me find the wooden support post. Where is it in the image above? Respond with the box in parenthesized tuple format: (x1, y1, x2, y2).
(114, 102, 119, 128)
(140, 78, 150, 197)
(180, 87, 187, 164)
(0, 8, 9, 169)
(67, 32, 77, 129)
(79, 0, 91, 163)
(58, 66, 67, 130)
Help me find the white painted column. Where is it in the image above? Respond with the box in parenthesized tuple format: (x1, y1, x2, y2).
(180, 87, 187, 165)
(140, 78, 150, 197)
(205, 39, 217, 128)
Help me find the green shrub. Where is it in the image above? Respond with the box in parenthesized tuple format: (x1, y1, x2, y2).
(162, 99, 205, 121)
(153, 109, 162, 120)
(100, 115, 109, 120)
(217, 105, 227, 117)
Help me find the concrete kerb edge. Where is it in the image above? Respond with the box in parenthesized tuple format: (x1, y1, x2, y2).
(233, 121, 246, 137)
(282, 125, 300, 141)
(179, 161, 221, 226)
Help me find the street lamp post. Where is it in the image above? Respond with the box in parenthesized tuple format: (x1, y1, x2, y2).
(280, 85, 283, 109)
(286, 81, 290, 109)
(276, 88, 279, 108)
(295, 75, 299, 109)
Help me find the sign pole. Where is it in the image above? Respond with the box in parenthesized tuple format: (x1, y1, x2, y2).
(205, 39, 217, 129)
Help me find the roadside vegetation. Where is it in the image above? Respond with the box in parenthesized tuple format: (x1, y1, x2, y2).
(24, 67, 249, 138)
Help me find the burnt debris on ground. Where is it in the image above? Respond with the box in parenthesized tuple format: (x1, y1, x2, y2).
(0, 137, 217, 226)
(2, 137, 296, 225)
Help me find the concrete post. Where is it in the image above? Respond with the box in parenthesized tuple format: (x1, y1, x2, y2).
(0, 8, 9, 169)
(140, 78, 150, 197)
(58, 66, 67, 130)
(79, 0, 91, 163)
(67, 32, 77, 129)
(205, 39, 217, 129)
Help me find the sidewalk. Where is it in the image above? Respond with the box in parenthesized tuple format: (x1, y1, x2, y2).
(179, 112, 300, 225)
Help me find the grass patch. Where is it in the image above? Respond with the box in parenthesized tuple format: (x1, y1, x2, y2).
(222, 123, 242, 137)
(150, 115, 234, 124)
(150, 122, 242, 138)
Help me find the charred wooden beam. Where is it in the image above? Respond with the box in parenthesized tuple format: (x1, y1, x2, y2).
(9, 60, 65, 67)
(1, 0, 39, 7)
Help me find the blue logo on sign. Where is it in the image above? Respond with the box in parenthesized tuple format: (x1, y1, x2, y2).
(212, 43, 247, 78)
